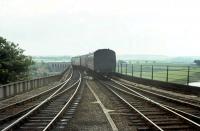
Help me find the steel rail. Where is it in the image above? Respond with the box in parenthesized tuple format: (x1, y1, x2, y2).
(113, 76, 200, 105)
(111, 79, 200, 122)
(112, 78, 200, 109)
(59, 66, 72, 82)
(0, 67, 72, 127)
(5, 69, 78, 126)
(43, 72, 82, 131)
(99, 81, 163, 131)
(1, 69, 74, 131)
(106, 80, 200, 129)
(0, 70, 77, 128)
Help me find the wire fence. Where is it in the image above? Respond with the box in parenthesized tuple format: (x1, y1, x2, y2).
(116, 63, 200, 85)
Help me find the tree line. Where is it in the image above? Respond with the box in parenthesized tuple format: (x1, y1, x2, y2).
(0, 36, 34, 84)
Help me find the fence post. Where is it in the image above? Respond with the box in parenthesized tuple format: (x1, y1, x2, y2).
(132, 64, 133, 80)
(140, 65, 142, 78)
(187, 66, 190, 85)
(152, 65, 154, 80)
(118, 63, 119, 73)
(121, 63, 122, 74)
(126, 64, 127, 75)
(166, 66, 169, 82)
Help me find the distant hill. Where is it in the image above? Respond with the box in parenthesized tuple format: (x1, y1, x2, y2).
(117, 55, 200, 64)
(117, 55, 170, 60)
(170, 56, 200, 63)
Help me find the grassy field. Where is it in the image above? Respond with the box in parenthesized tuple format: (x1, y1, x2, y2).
(116, 64, 200, 85)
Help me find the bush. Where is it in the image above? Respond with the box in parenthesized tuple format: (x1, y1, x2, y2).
(0, 36, 34, 84)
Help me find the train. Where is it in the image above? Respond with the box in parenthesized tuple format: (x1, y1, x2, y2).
(71, 49, 116, 73)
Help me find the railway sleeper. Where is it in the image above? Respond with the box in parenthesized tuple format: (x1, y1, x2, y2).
(136, 126, 151, 131)
(159, 125, 192, 130)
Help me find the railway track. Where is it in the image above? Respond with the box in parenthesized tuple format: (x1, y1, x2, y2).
(97, 78, 200, 130)
(110, 78, 200, 123)
(113, 77, 200, 106)
(1, 69, 82, 131)
(0, 67, 73, 130)
(49, 74, 84, 131)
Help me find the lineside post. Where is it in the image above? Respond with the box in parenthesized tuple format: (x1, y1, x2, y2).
(140, 65, 142, 78)
(166, 66, 169, 82)
(152, 65, 154, 80)
(118, 63, 119, 73)
(132, 64, 133, 80)
(126, 64, 127, 76)
(121, 63, 122, 74)
(187, 66, 190, 85)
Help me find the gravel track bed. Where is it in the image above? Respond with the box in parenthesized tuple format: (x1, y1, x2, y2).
(88, 80, 137, 131)
(65, 80, 112, 131)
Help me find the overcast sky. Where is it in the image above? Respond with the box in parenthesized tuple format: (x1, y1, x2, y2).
(0, 0, 200, 56)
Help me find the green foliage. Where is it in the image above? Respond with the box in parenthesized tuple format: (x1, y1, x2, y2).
(0, 36, 34, 84)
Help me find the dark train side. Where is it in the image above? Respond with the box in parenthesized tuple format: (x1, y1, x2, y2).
(71, 49, 116, 74)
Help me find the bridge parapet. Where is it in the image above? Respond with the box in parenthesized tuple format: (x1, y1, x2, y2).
(0, 74, 61, 100)
(47, 62, 70, 72)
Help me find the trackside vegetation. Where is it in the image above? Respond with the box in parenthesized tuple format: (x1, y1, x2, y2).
(0, 36, 34, 84)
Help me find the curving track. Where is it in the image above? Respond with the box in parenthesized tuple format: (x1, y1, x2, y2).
(110, 78, 200, 123)
(113, 76, 200, 104)
(1, 68, 84, 131)
(96, 75, 200, 130)
(0, 67, 72, 129)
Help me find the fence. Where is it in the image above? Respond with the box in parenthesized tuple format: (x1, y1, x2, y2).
(116, 63, 200, 86)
